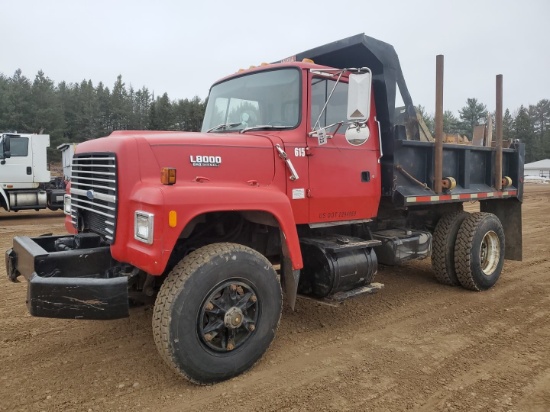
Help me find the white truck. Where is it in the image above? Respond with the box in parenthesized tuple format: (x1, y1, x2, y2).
(57, 142, 76, 182)
(0, 133, 66, 212)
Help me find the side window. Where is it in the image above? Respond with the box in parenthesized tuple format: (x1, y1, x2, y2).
(10, 137, 29, 157)
(310, 78, 348, 135)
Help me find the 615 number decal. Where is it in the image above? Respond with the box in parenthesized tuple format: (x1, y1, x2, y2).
(294, 147, 306, 157)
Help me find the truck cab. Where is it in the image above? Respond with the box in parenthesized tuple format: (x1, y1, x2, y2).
(0, 133, 65, 211)
(200, 62, 381, 224)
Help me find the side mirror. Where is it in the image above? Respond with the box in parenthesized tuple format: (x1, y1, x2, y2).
(1, 135, 11, 159)
(347, 71, 372, 122)
(345, 124, 370, 146)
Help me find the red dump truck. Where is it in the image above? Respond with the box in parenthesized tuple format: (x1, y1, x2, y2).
(6, 34, 524, 384)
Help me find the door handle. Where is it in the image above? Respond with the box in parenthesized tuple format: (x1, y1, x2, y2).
(275, 144, 299, 181)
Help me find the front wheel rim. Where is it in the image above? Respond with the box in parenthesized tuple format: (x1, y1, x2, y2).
(479, 230, 500, 276)
(198, 280, 259, 353)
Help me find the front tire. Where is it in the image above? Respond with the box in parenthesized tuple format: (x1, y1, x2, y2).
(454, 212, 505, 291)
(152, 243, 282, 384)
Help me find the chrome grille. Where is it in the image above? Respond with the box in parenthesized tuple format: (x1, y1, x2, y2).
(70, 153, 117, 243)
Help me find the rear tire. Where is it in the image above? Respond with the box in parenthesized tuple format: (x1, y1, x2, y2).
(454, 212, 505, 291)
(432, 211, 469, 286)
(152, 242, 282, 384)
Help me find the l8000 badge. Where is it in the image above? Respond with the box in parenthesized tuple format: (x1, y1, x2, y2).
(190, 155, 222, 167)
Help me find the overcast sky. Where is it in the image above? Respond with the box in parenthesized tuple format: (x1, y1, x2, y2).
(2, 0, 549, 115)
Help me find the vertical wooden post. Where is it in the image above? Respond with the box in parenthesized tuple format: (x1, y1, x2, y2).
(495, 74, 503, 190)
(434, 55, 444, 194)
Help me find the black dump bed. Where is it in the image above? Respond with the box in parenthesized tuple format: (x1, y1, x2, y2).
(283, 34, 524, 207)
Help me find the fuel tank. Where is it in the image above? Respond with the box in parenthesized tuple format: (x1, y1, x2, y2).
(298, 236, 379, 298)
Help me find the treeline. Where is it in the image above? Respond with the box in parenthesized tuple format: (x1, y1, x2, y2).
(1, 69, 549, 164)
(0, 70, 206, 161)
(417, 98, 550, 163)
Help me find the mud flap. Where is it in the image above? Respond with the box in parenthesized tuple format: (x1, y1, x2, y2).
(280, 229, 300, 311)
(282, 256, 300, 311)
(481, 198, 522, 261)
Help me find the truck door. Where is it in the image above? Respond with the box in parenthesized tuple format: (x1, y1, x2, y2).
(307, 74, 381, 223)
(0, 135, 34, 184)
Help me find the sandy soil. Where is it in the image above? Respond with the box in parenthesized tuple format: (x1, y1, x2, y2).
(1, 185, 549, 412)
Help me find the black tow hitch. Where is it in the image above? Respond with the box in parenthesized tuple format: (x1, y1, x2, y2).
(6, 233, 129, 320)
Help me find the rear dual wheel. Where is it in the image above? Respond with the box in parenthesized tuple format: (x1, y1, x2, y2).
(454, 212, 505, 291)
(432, 211, 469, 286)
(432, 211, 505, 291)
(152, 243, 282, 384)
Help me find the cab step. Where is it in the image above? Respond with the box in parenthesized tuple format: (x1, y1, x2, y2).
(298, 282, 384, 307)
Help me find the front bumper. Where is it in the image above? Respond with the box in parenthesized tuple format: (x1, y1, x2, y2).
(6, 234, 129, 320)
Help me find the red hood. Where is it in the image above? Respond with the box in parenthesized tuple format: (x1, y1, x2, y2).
(75, 130, 277, 186)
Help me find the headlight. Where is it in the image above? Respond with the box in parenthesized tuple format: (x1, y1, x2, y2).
(63, 194, 71, 215)
(134, 211, 154, 244)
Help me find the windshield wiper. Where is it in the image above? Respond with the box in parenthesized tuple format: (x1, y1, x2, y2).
(206, 122, 242, 133)
(240, 125, 293, 134)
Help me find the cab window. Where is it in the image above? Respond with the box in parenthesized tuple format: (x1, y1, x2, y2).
(310, 78, 348, 134)
(10, 137, 29, 157)
(0, 136, 29, 158)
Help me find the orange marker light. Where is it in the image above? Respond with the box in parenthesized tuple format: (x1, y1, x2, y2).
(168, 210, 177, 228)
(161, 167, 177, 185)
(302, 58, 314, 63)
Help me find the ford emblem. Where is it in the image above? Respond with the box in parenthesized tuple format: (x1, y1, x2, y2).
(86, 190, 95, 200)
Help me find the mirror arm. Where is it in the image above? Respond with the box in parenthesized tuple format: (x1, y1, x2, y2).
(308, 121, 343, 138)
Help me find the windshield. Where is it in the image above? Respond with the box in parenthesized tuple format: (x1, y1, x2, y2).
(201, 68, 301, 133)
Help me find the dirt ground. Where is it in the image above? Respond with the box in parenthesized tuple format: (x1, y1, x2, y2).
(1, 185, 549, 412)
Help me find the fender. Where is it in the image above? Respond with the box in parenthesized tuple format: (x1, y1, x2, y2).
(118, 182, 303, 277)
(0, 187, 10, 211)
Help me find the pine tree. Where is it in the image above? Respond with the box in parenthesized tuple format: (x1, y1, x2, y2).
(110, 75, 131, 130)
(0, 74, 9, 130)
(133, 87, 151, 130)
(96, 82, 112, 137)
(149, 93, 173, 130)
(458, 98, 487, 139)
(4, 69, 33, 131)
(529, 100, 550, 159)
(443, 110, 460, 134)
(514, 105, 536, 162)
(502, 109, 514, 141)
(31, 71, 64, 132)
(30, 71, 65, 160)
